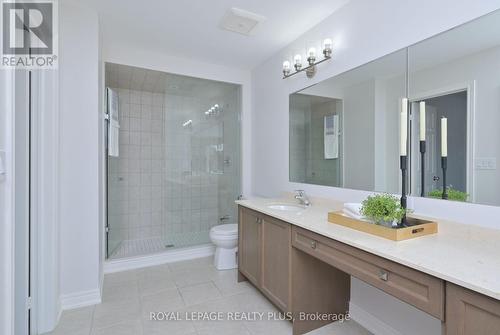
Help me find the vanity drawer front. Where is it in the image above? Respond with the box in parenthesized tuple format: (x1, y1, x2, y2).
(292, 226, 444, 320)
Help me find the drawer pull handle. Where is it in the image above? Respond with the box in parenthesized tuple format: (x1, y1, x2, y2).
(311, 241, 317, 249)
(379, 270, 388, 281)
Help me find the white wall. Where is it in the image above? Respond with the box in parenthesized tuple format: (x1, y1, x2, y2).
(59, 0, 101, 307)
(251, 0, 500, 334)
(342, 80, 375, 190)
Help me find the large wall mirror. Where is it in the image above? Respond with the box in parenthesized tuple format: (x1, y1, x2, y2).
(289, 49, 407, 193)
(408, 10, 500, 206)
(289, 9, 500, 206)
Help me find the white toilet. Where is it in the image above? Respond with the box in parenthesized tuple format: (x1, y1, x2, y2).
(209, 223, 238, 270)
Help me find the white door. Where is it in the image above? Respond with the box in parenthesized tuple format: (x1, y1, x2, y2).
(14, 70, 32, 335)
(424, 106, 439, 194)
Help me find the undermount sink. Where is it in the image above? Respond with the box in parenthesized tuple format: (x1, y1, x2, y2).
(267, 203, 307, 211)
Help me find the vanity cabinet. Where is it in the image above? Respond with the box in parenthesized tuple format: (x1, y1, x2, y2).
(238, 206, 261, 286)
(238, 206, 292, 312)
(446, 283, 500, 335)
(261, 215, 291, 312)
(238, 204, 500, 335)
(292, 226, 445, 319)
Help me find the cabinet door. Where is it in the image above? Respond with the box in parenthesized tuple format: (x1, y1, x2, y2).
(239, 207, 261, 286)
(261, 215, 291, 312)
(446, 283, 500, 335)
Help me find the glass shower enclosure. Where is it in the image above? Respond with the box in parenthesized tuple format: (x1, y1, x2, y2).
(105, 63, 241, 259)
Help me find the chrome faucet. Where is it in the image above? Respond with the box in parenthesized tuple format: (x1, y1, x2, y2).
(294, 190, 311, 207)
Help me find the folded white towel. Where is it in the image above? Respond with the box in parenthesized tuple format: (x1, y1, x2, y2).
(108, 119, 120, 157)
(342, 208, 364, 220)
(107, 88, 120, 157)
(344, 203, 362, 216)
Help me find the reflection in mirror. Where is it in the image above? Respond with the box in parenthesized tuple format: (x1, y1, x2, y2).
(289, 49, 407, 193)
(289, 94, 343, 187)
(408, 10, 500, 206)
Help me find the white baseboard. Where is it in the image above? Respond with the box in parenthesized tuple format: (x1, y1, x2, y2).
(60, 289, 102, 311)
(349, 302, 401, 335)
(104, 243, 216, 274)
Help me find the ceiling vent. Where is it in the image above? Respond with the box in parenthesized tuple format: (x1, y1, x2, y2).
(219, 8, 266, 36)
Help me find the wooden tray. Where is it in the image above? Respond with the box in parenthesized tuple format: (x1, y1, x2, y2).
(327, 211, 438, 241)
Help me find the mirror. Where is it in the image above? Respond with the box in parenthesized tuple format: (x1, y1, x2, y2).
(289, 49, 407, 193)
(408, 10, 500, 206)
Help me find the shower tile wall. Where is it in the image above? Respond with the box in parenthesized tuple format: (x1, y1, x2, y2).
(108, 88, 165, 242)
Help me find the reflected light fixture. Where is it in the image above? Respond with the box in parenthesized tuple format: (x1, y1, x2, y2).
(283, 38, 333, 79)
(205, 104, 222, 116)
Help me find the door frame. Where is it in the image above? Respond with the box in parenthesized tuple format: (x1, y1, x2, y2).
(1, 68, 61, 335)
(1, 68, 16, 335)
(31, 69, 61, 333)
(409, 81, 476, 201)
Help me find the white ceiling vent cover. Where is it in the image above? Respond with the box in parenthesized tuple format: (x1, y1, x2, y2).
(219, 8, 266, 36)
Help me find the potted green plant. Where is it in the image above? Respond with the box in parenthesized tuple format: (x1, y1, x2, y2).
(360, 194, 409, 227)
(427, 188, 468, 202)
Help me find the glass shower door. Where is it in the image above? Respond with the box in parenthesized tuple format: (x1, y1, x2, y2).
(163, 118, 225, 248)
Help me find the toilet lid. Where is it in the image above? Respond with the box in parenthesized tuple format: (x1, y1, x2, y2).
(211, 223, 238, 236)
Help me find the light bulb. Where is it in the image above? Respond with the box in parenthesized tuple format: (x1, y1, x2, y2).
(308, 48, 316, 58)
(283, 60, 291, 76)
(294, 54, 302, 71)
(323, 38, 332, 50)
(323, 38, 333, 57)
(307, 48, 316, 65)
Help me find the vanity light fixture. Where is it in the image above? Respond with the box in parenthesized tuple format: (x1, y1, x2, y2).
(205, 104, 222, 116)
(283, 38, 333, 79)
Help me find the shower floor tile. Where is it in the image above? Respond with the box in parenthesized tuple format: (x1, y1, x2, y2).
(109, 232, 211, 259)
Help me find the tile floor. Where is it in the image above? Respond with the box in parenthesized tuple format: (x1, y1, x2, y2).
(46, 257, 371, 335)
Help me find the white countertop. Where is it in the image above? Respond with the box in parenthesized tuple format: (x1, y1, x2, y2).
(236, 196, 500, 301)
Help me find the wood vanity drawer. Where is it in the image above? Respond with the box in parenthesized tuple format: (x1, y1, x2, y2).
(292, 226, 445, 320)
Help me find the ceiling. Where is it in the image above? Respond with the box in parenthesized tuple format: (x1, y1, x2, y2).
(81, 0, 350, 69)
(105, 62, 239, 99)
